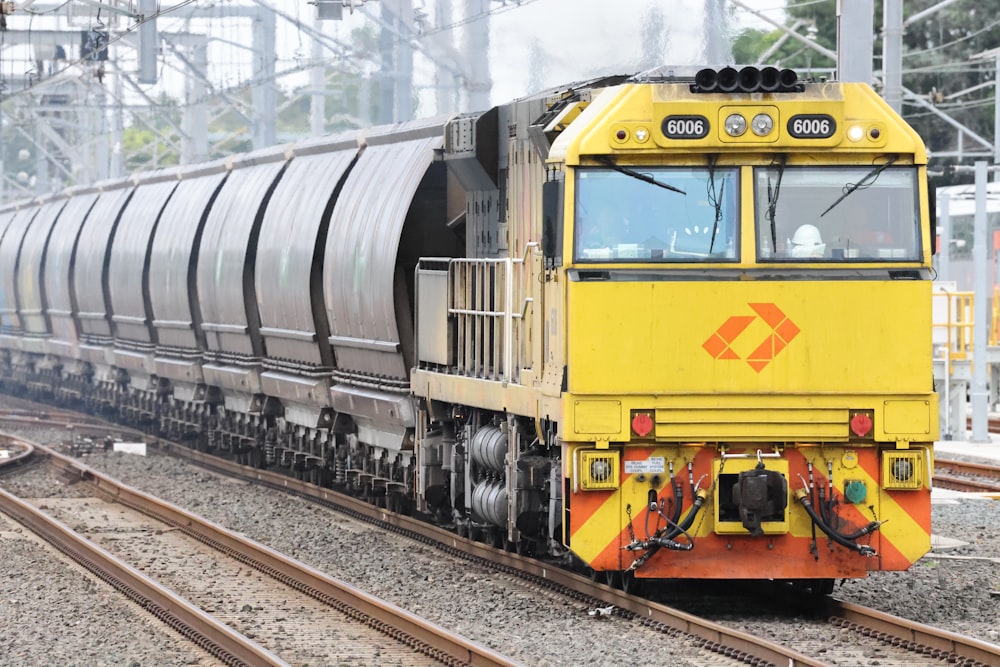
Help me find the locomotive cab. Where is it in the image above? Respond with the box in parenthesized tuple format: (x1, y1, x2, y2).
(554, 68, 936, 583)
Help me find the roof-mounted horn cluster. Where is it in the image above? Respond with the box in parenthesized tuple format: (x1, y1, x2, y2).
(691, 66, 803, 94)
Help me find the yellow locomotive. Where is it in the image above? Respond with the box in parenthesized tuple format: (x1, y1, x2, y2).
(411, 66, 936, 590)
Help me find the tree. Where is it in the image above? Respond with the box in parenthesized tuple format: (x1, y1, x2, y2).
(735, 1, 1000, 184)
(889, 1, 1000, 177)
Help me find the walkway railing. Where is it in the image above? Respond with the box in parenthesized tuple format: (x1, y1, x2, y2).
(933, 288, 973, 362)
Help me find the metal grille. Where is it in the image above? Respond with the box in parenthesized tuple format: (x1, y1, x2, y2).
(580, 450, 620, 491)
(882, 451, 923, 490)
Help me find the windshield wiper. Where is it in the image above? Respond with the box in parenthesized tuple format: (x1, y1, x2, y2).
(820, 154, 899, 217)
(765, 155, 786, 249)
(597, 157, 686, 195)
(706, 154, 723, 253)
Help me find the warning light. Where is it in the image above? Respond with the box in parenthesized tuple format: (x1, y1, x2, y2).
(631, 411, 654, 437)
(850, 412, 873, 437)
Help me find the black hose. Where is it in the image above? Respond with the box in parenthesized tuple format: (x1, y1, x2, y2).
(795, 490, 877, 557)
(818, 485, 830, 524)
(670, 480, 683, 526)
(625, 490, 708, 570)
(838, 521, 882, 541)
(657, 491, 706, 542)
(816, 485, 879, 539)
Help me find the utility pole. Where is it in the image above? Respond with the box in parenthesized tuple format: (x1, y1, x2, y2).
(253, 7, 277, 148)
(181, 36, 210, 164)
(836, 0, 873, 83)
(434, 0, 459, 114)
(378, 0, 414, 123)
(703, 0, 731, 64)
(311, 16, 326, 136)
(882, 0, 903, 112)
(461, 0, 491, 112)
(137, 0, 158, 84)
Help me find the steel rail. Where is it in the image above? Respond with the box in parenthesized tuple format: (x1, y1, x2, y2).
(33, 439, 517, 667)
(0, 471, 286, 667)
(934, 458, 1000, 495)
(827, 598, 1000, 666)
(0, 434, 45, 478)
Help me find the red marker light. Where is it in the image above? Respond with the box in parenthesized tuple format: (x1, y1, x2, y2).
(632, 412, 654, 437)
(850, 412, 873, 437)
(615, 129, 628, 141)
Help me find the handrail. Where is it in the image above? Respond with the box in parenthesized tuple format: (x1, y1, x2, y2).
(932, 289, 973, 362)
(446, 245, 538, 384)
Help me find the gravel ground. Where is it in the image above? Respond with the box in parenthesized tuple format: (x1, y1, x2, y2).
(2, 429, 999, 666)
(837, 497, 1000, 644)
(0, 436, 745, 667)
(0, 510, 217, 667)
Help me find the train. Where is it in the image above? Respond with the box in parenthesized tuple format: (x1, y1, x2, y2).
(0, 65, 937, 594)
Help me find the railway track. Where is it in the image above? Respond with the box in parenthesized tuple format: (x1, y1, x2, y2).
(933, 458, 1000, 493)
(2, 405, 1000, 666)
(933, 417, 1000, 493)
(0, 435, 516, 667)
(822, 599, 1000, 666)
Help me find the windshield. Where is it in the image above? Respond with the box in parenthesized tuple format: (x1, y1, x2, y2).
(574, 166, 739, 263)
(755, 165, 920, 262)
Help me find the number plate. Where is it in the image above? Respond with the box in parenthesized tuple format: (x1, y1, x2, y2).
(787, 114, 836, 139)
(661, 115, 709, 139)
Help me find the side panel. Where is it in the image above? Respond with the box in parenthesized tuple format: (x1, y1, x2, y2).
(324, 134, 443, 381)
(0, 206, 40, 333)
(108, 180, 178, 344)
(16, 198, 67, 335)
(74, 186, 134, 338)
(197, 159, 287, 358)
(149, 170, 228, 350)
(0, 210, 18, 330)
(256, 147, 357, 367)
(44, 192, 100, 351)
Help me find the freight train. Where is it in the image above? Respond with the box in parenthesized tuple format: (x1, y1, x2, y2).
(0, 65, 937, 594)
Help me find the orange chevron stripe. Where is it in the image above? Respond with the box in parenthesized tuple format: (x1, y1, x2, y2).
(567, 446, 656, 536)
(570, 446, 930, 577)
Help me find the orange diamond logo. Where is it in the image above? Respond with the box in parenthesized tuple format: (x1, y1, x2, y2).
(703, 303, 799, 373)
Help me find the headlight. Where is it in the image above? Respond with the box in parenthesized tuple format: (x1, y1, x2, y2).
(751, 113, 774, 136)
(724, 113, 747, 137)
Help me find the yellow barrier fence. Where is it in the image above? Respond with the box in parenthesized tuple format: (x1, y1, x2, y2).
(933, 289, 973, 361)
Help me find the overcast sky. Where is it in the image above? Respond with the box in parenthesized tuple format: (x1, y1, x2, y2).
(486, 0, 780, 103)
(313, 0, 784, 113)
(0, 0, 786, 117)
